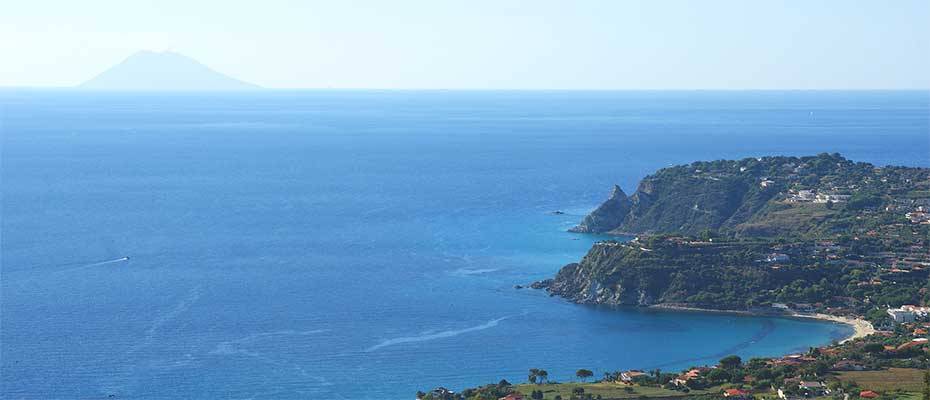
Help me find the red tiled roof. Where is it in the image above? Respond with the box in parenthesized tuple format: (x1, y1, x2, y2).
(724, 388, 750, 396)
(859, 390, 879, 398)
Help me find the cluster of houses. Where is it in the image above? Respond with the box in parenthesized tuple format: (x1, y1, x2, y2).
(617, 367, 714, 388)
(870, 335, 929, 354)
(768, 353, 819, 368)
(776, 380, 828, 399)
(813, 193, 851, 204)
(886, 305, 930, 323)
(426, 387, 455, 398)
(785, 189, 851, 204)
(764, 253, 790, 263)
(786, 190, 816, 203)
(673, 367, 710, 387)
(905, 206, 930, 224)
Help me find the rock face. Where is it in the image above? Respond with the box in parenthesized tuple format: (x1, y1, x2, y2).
(569, 185, 632, 233)
(569, 157, 794, 236)
(546, 244, 659, 306)
(544, 239, 780, 310)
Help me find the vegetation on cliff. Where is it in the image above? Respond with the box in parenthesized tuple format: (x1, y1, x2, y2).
(545, 234, 930, 314)
(570, 153, 930, 238)
(550, 154, 930, 314)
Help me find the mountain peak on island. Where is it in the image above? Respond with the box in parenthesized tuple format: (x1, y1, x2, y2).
(569, 184, 632, 233)
(79, 50, 260, 91)
(608, 184, 626, 200)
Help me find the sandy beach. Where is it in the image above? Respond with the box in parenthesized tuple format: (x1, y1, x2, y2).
(794, 313, 876, 344)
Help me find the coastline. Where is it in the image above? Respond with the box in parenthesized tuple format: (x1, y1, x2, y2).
(647, 304, 874, 345)
(794, 313, 876, 344)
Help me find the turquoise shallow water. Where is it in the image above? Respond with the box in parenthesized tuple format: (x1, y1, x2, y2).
(2, 90, 927, 399)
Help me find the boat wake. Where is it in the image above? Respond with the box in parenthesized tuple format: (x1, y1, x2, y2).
(84, 256, 130, 267)
(7, 257, 132, 283)
(99, 284, 203, 395)
(129, 285, 204, 356)
(209, 329, 331, 385)
(366, 316, 509, 352)
(211, 329, 328, 356)
(450, 268, 499, 276)
(53, 256, 130, 275)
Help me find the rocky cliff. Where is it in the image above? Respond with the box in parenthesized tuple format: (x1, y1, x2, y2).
(568, 185, 632, 233)
(568, 154, 868, 236)
(543, 240, 777, 309)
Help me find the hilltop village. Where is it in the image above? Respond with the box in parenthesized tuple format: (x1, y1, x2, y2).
(420, 154, 930, 400)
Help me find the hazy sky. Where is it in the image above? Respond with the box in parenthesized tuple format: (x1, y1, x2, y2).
(3, 0, 928, 89)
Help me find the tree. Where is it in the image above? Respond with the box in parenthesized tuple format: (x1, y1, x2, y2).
(812, 361, 830, 377)
(538, 370, 549, 384)
(528, 369, 539, 384)
(706, 368, 731, 383)
(863, 343, 885, 353)
(576, 369, 594, 382)
(720, 355, 742, 369)
(700, 229, 717, 241)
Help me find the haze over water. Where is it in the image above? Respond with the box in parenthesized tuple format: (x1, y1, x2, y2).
(2, 90, 927, 399)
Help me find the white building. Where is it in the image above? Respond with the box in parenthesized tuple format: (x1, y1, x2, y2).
(766, 253, 790, 263)
(814, 193, 851, 203)
(788, 190, 816, 202)
(888, 308, 917, 323)
(899, 305, 930, 319)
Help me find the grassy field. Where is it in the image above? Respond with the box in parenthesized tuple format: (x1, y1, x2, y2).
(736, 202, 839, 236)
(513, 382, 717, 399)
(836, 368, 925, 392)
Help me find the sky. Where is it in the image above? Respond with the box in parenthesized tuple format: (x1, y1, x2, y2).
(2, 0, 929, 89)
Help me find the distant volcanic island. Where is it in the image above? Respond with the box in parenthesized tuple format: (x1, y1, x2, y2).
(79, 50, 260, 91)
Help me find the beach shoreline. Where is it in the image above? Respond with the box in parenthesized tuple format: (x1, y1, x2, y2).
(647, 304, 874, 344)
(795, 313, 876, 344)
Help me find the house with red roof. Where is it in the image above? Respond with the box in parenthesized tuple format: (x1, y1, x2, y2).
(723, 388, 751, 398)
(673, 367, 709, 386)
(619, 370, 646, 383)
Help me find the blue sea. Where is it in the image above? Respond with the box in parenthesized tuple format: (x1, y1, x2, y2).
(2, 90, 928, 399)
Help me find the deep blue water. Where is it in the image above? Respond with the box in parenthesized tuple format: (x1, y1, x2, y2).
(2, 90, 927, 400)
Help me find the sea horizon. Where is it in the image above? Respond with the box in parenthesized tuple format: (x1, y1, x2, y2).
(4, 87, 930, 92)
